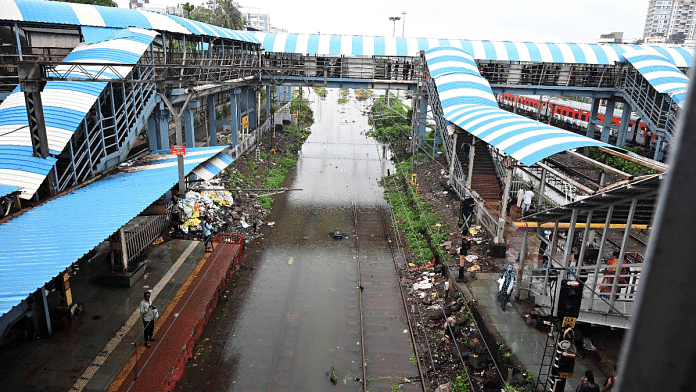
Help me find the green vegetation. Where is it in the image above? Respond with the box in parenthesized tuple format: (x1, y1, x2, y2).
(188, 0, 245, 29)
(313, 87, 328, 99)
(259, 155, 296, 211)
(338, 88, 350, 104)
(355, 89, 373, 101)
(367, 94, 411, 143)
(587, 146, 657, 177)
(450, 371, 472, 392)
(384, 155, 450, 265)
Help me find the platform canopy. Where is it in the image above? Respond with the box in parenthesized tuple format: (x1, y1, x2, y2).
(424, 46, 618, 167)
(622, 48, 690, 107)
(0, 146, 233, 317)
(0, 27, 158, 199)
(252, 32, 693, 67)
(518, 174, 662, 227)
(0, 0, 259, 43)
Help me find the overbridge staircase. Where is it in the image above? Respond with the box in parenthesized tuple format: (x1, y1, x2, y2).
(456, 133, 503, 209)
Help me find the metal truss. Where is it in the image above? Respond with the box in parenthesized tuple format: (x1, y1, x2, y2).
(28, 61, 329, 87)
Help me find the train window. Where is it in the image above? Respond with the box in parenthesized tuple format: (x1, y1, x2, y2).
(563, 110, 567, 116)
(581, 115, 586, 121)
(574, 113, 579, 119)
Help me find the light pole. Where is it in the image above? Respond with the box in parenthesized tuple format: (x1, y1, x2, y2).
(389, 16, 401, 37)
(401, 11, 406, 36)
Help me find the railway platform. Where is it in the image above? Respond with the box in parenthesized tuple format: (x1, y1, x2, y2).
(0, 236, 241, 392)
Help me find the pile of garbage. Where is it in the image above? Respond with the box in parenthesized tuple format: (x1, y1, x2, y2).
(171, 179, 269, 242)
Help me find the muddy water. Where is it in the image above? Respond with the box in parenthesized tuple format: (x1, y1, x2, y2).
(180, 89, 418, 391)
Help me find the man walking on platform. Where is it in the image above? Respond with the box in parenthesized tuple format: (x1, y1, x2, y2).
(521, 186, 535, 213)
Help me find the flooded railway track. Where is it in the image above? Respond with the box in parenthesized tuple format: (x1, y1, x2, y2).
(351, 201, 425, 391)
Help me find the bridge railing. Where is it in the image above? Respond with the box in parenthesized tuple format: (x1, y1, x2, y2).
(262, 53, 419, 81)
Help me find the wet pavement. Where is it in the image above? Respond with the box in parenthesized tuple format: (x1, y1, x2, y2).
(0, 239, 206, 392)
(176, 89, 419, 391)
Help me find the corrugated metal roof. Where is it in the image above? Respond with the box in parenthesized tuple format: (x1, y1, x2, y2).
(191, 152, 234, 180)
(253, 32, 694, 67)
(1, 0, 259, 44)
(425, 46, 616, 167)
(0, 185, 20, 198)
(622, 48, 690, 107)
(0, 28, 156, 200)
(0, 146, 228, 317)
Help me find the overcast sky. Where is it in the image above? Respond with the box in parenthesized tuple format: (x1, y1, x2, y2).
(116, 0, 648, 43)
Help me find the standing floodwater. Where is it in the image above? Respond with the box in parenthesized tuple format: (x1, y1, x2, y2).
(178, 88, 419, 391)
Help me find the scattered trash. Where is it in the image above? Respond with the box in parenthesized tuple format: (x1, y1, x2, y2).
(288, 257, 293, 265)
(467, 265, 481, 272)
(241, 220, 250, 228)
(267, 221, 276, 227)
(152, 237, 164, 245)
(583, 337, 597, 351)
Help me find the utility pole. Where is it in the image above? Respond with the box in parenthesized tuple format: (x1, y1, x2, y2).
(389, 16, 401, 37)
(401, 11, 406, 36)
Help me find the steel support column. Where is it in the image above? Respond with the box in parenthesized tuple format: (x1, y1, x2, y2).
(183, 101, 198, 148)
(601, 99, 616, 143)
(616, 100, 632, 147)
(586, 98, 601, 139)
(229, 90, 240, 146)
(417, 95, 427, 148)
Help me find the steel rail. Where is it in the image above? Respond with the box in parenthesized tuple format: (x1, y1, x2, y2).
(351, 199, 368, 391)
(378, 203, 427, 391)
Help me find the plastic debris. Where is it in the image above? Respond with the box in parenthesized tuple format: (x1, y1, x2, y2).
(241, 220, 250, 228)
(465, 255, 478, 262)
(152, 237, 164, 245)
(467, 264, 481, 272)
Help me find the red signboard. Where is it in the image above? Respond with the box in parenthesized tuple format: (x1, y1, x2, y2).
(171, 145, 186, 155)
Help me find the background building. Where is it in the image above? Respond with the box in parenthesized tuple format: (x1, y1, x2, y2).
(643, 0, 696, 44)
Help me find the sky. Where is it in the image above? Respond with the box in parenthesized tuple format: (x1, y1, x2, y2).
(115, 0, 649, 43)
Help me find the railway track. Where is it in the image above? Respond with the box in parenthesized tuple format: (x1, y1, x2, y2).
(351, 200, 425, 391)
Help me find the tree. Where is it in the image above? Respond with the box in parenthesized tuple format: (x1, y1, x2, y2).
(188, 0, 244, 30)
(54, 0, 117, 6)
(182, 2, 195, 17)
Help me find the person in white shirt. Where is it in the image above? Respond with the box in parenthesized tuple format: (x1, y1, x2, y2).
(521, 186, 535, 213)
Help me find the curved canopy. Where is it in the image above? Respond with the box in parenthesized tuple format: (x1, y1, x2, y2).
(253, 32, 693, 67)
(1, 0, 259, 44)
(0, 28, 158, 199)
(425, 46, 617, 167)
(622, 48, 690, 106)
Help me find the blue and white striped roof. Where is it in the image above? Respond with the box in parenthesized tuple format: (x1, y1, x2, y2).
(0, 0, 259, 44)
(0, 146, 227, 317)
(191, 151, 234, 180)
(425, 47, 614, 166)
(0, 28, 157, 199)
(253, 32, 694, 67)
(622, 48, 690, 107)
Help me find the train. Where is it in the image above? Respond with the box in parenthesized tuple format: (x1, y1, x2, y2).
(498, 94, 655, 143)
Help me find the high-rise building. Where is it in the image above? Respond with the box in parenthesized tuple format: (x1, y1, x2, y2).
(643, 0, 696, 44)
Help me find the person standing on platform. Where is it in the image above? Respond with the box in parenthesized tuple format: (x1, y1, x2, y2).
(521, 186, 535, 213)
(140, 291, 158, 348)
(497, 266, 515, 311)
(516, 187, 525, 211)
(200, 216, 214, 252)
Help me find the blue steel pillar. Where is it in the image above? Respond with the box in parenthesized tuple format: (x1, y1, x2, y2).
(183, 101, 198, 148)
(248, 88, 257, 129)
(207, 95, 218, 146)
(417, 95, 427, 148)
(600, 99, 616, 143)
(147, 102, 170, 150)
(229, 89, 240, 146)
(265, 85, 272, 121)
(654, 136, 664, 161)
(586, 98, 601, 139)
(616, 101, 632, 147)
